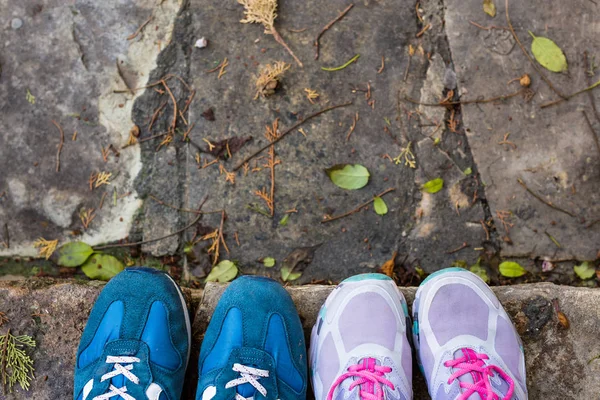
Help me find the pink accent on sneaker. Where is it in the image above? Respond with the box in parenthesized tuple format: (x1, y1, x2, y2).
(327, 358, 394, 400)
(444, 348, 515, 400)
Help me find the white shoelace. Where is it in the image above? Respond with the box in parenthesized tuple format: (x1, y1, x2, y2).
(93, 356, 141, 400)
(225, 363, 270, 400)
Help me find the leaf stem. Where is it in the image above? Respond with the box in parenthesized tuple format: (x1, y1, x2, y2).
(321, 54, 360, 71)
(321, 188, 396, 223)
(233, 102, 353, 170)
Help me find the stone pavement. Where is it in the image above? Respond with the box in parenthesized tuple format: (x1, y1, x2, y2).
(1, 0, 599, 282)
(1, 280, 599, 399)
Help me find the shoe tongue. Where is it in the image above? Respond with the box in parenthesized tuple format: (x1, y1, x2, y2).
(237, 381, 256, 398)
(229, 348, 275, 399)
(101, 340, 150, 399)
(453, 349, 486, 400)
(236, 364, 262, 398)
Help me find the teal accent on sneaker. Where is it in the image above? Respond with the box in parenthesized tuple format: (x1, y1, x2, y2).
(196, 276, 307, 400)
(73, 267, 190, 400)
(342, 273, 393, 283)
(419, 267, 466, 286)
(401, 301, 409, 317)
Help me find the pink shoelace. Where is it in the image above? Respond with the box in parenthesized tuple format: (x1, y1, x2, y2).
(444, 349, 515, 400)
(327, 358, 394, 400)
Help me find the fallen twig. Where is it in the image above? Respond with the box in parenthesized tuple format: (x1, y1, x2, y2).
(218, 210, 230, 254)
(218, 58, 229, 79)
(321, 188, 395, 223)
(113, 74, 191, 94)
(182, 123, 195, 142)
(498, 132, 517, 149)
(94, 196, 209, 250)
(416, 1, 423, 22)
(254, 120, 280, 216)
(94, 213, 202, 250)
(403, 89, 524, 106)
(287, 27, 307, 33)
(416, 23, 431, 38)
(233, 102, 353, 170)
(517, 178, 577, 218)
(480, 220, 490, 241)
(505, 0, 566, 99)
(584, 51, 600, 123)
(149, 194, 222, 215)
(582, 111, 600, 155)
(540, 82, 600, 108)
(127, 15, 153, 40)
(447, 242, 469, 254)
(99, 192, 107, 210)
(469, 20, 508, 31)
(51, 120, 64, 172)
(378, 56, 385, 74)
(162, 79, 178, 135)
(314, 4, 354, 60)
(346, 112, 358, 141)
(132, 132, 168, 147)
(404, 49, 412, 82)
(148, 102, 167, 130)
(206, 59, 228, 73)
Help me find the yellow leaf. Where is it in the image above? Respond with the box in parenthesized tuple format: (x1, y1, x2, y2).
(483, 0, 496, 17)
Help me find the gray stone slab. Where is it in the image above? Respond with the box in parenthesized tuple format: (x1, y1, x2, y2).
(180, 0, 487, 281)
(443, 0, 600, 260)
(0, 0, 181, 256)
(1, 280, 600, 399)
(3, 0, 598, 282)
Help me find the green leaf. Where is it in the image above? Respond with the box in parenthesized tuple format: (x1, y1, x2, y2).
(279, 214, 290, 226)
(483, 0, 496, 17)
(421, 178, 444, 194)
(57, 241, 94, 267)
(470, 262, 490, 283)
(529, 31, 568, 73)
(463, 167, 472, 176)
(263, 257, 276, 267)
(26, 89, 36, 104)
(206, 260, 238, 282)
(574, 261, 596, 280)
(81, 254, 124, 281)
(281, 266, 302, 282)
(326, 164, 370, 190)
(373, 197, 388, 215)
(499, 261, 527, 278)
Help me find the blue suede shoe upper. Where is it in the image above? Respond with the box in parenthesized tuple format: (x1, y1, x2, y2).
(197, 276, 307, 400)
(74, 267, 190, 400)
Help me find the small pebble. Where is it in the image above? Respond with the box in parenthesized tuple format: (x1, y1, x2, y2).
(11, 18, 23, 30)
(194, 37, 208, 48)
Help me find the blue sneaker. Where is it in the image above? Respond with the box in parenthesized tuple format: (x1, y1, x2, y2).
(74, 267, 191, 400)
(196, 276, 307, 400)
